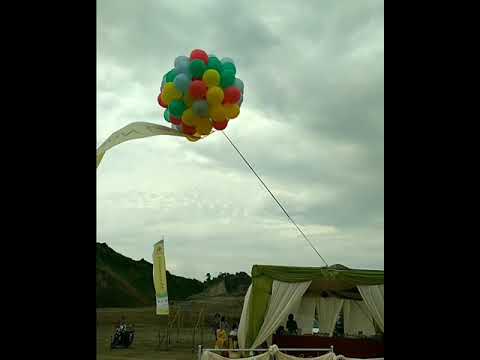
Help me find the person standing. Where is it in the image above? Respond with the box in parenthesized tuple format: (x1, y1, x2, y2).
(286, 314, 298, 335)
(213, 313, 221, 340)
(220, 316, 230, 332)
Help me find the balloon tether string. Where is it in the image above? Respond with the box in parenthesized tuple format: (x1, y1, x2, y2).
(221, 130, 329, 268)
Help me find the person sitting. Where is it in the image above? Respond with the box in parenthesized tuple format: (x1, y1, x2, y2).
(112, 316, 129, 347)
(275, 325, 286, 336)
(286, 314, 298, 335)
(119, 316, 126, 328)
(115, 316, 127, 336)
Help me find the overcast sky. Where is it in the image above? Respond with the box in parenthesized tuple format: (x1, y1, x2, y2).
(97, 0, 384, 281)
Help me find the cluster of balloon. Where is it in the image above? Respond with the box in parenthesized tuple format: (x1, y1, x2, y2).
(158, 49, 244, 142)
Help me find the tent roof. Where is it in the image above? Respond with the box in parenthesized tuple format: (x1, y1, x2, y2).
(252, 264, 384, 292)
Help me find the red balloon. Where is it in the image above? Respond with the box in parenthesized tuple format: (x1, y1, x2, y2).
(223, 87, 241, 104)
(189, 80, 208, 99)
(182, 123, 196, 135)
(158, 93, 168, 108)
(213, 120, 228, 130)
(190, 49, 209, 65)
(170, 115, 182, 125)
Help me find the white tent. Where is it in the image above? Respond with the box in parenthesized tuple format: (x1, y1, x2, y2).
(237, 265, 384, 350)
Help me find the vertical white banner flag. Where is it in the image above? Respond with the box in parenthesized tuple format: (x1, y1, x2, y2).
(153, 240, 169, 315)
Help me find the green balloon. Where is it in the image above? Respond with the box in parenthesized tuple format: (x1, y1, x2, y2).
(189, 59, 207, 79)
(164, 109, 171, 122)
(168, 100, 186, 118)
(166, 68, 177, 82)
(222, 62, 236, 75)
(207, 56, 223, 73)
(221, 69, 235, 88)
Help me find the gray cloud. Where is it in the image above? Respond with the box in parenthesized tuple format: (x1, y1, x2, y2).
(97, 0, 384, 280)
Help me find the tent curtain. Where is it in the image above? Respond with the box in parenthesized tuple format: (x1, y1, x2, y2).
(238, 285, 252, 348)
(292, 296, 317, 334)
(251, 280, 311, 348)
(357, 285, 384, 333)
(316, 297, 344, 337)
(343, 300, 376, 337)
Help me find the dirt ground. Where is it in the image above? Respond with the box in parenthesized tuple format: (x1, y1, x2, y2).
(97, 307, 219, 360)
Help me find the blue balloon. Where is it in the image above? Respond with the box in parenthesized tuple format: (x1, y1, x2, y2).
(174, 55, 189, 68)
(233, 78, 244, 93)
(192, 100, 209, 117)
(175, 58, 191, 76)
(174, 73, 191, 94)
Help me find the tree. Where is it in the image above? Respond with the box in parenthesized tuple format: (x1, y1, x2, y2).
(206, 273, 211, 283)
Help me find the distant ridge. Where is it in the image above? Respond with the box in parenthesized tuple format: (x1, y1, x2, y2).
(96, 242, 204, 307)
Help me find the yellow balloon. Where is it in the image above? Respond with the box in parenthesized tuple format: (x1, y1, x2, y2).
(183, 92, 194, 107)
(186, 135, 200, 142)
(206, 86, 224, 106)
(163, 82, 182, 101)
(202, 69, 220, 88)
(182, 108, 199, 126)
(209, 105, 226, 122)
(162, 93, 173, 106)
(196, 117, 213, 135)
(224, 104, 240, 119)
(191, 115, 203, 127)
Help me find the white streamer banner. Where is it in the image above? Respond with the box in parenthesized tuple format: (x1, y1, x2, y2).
(96, 122, 187, 168)
(275, 350, 336, 360)
(201, 350, 270, 360)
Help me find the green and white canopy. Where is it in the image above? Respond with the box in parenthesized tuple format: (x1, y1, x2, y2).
(238, 265, 384, 348)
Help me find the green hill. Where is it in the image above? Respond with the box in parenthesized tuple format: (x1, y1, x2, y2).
(96, 242, 204, 307)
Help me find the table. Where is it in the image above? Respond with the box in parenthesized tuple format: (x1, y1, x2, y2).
(272, 334, 384, 358)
